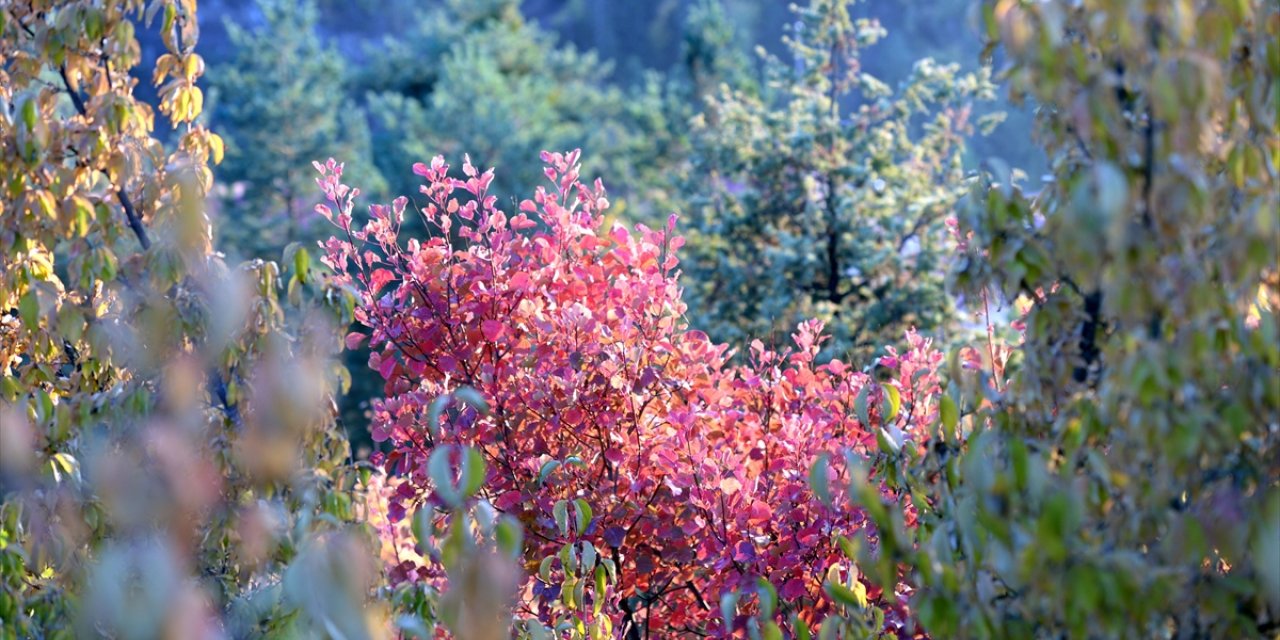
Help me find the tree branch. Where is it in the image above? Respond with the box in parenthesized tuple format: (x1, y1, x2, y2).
(59, 63, 151, 250)
(57, 64, 87, 114)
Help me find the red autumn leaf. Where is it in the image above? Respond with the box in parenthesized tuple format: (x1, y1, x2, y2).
(345, 331, 368, 350)
(368, 268, 394, 296)
(481, 319, 503, 342)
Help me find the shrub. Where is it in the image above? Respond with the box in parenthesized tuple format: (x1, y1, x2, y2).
(318, 149, 944, 635)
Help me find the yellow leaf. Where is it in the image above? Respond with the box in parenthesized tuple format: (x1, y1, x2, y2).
(153, 53, 175, 84)
(172, 90, 188, 123)
(32, 190, 56, 219)
(209, 132, 224, 164)
(183, 54, 202, 81)
(189, 86, 203, 119)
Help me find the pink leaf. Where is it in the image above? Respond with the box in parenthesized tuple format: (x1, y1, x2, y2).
(780, 578, 807, 600)
(368, 269, 395, 296)
(345, 331, 368, 350)
(747, 501, 773, 526)
(481, 320, 503, 342)
(378, 355, 397, 380)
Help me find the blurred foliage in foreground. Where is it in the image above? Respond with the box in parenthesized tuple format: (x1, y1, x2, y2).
(826, 0, 1280, 637)
(0, 1, 378, 636)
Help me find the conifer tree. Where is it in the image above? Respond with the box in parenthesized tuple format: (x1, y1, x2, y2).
(211, 0, 384, 258)
(677, 0, 999, 359)
(359, 0, 671, 221)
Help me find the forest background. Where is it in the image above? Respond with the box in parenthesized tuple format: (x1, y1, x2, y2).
(185, 0, 1041, 450)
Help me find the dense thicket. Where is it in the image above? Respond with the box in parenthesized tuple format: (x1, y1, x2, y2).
(829, 0, 1280, 637)
(1, 0, 1275, 639)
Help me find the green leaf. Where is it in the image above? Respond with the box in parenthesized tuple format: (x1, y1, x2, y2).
(396, 616, 433, 639)
(21, 98, 37, 130)
(286, 242, 309, 278)
(460, 447, 486, 499)
(553, 500, 569, 536)
(18, 289, 39, 330)
(876, 427, 902, 454)
(825, 580, 868, 610)
(940, 394, 958, 433)
(71, 196, 93, 237)
(495, 515, 523, 558)
(836, 535, 859, 562)
(793, 617, 811, 640)
(762, 622, 783, 640)
(537, 460, 561, 486)
(453, 386, 489, 415)
(428, 446, 462, 508)
(757, 578, 777, 619)
(854, 385, 870, 426)
(559, 543, 578, 575)
(573, 498, 593, 535)
(809, 453, 832, 506)
(34, 191, 56, 219)
(411, 506, 434, 550)
(720, 590, 739, 626)
(880, 383, 901, 421)
(426, 394, 449, 438)
(594, 565, 607, 612)
(162, 2, 177, 35)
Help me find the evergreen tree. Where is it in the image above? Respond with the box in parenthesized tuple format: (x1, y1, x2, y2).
(358, 0, 674, 222)
(680, 0, 755, 102)
(210, 0, 384, 259)
(676, 0, 999, 358)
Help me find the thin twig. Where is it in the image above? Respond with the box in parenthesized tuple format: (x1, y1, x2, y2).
(58, 63, 152, 249)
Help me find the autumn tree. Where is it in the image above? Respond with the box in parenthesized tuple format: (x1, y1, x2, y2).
(676, 0, 999, 359)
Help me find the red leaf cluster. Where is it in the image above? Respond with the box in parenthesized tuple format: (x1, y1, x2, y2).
(318, 151, 944, 634)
